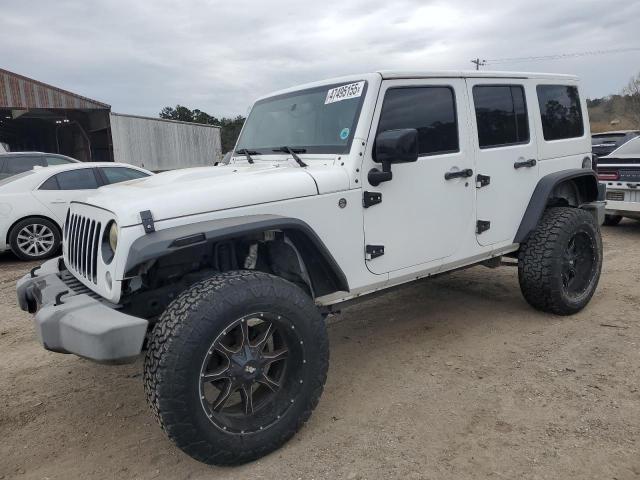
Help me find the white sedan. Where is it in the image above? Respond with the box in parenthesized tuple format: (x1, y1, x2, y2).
(0, 162, 151, 260)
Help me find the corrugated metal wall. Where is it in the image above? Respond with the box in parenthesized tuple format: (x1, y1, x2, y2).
(109, 113, 222, 171)
(0, 68, 109, 109)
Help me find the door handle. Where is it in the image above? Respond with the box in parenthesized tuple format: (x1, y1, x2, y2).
(444, 168, 473, 180)
(514, 159, 537, 169)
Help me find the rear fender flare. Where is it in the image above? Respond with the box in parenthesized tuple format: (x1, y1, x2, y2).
(514, 169, 599, 244)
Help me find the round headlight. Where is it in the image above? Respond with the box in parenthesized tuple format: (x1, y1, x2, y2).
(102, 220, 118, 264)
(109, 222, 118, 251)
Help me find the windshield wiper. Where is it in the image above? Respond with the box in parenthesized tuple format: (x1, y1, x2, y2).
(272, 146, 307, 167)
(234, 148, 260, 164)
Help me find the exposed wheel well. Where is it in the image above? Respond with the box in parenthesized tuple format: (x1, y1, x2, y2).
(120, 227, 348, 320)
(6, 215, 62, 244)
(547, 176, 598, 208)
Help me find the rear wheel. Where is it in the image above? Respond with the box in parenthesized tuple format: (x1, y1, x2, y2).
(9, 217, 60, 261)
(144, 271, 329, 465)
(518, 207, 602, 315)
(603, 214, 622, 226)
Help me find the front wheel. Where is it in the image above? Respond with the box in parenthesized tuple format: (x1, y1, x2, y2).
(144, 271, 329, 465)
(518, 207, 602, 315)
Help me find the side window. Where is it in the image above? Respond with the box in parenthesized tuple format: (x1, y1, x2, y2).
(473, 85, 529, 148)
(377, 86, 459, 156)
(45, 156, 75, 166)
(100, 167, 150, 185)
(53, 169, 100, 190)
(4, 156, 43, 175)
(39, 176, 60, 190)
(536, 85, 584, 141)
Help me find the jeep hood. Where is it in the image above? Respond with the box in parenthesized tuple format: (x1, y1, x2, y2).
(80, 163, 349, 227)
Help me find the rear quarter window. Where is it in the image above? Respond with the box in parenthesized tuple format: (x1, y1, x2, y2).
(52, 169, 100, 190)
(537, 85, 584, 141)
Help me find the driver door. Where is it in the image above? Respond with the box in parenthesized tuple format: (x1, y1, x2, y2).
(362, 78, 474, 274)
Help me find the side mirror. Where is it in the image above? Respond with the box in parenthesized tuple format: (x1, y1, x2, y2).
(374, 128, 418, 164)
(368, 128, 418, 186)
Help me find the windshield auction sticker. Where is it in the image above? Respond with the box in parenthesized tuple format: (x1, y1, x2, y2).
(325, 81, 365, 105)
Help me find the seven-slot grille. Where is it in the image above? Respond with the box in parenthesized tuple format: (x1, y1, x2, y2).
(65, 213, 101, 284)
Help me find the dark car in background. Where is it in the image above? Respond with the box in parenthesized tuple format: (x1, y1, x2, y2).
(597, 136, 640, 225)
(0, 152, 79, 180)
(592, 130, 640, 158)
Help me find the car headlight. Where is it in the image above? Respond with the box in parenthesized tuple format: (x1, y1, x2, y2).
(109, 222, 118, 251)
(102, 220, 118, 264)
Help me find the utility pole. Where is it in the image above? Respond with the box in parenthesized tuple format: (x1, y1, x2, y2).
(471, 58, 486, 70)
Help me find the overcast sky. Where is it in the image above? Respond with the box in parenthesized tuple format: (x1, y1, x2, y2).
(2, 0, 640, 118)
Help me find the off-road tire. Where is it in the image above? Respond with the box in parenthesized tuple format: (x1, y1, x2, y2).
(9, 217, 61, 261)
(603, 214, 622, 226)
(518, 207, 602, 315)
(143, 270, 329, 465)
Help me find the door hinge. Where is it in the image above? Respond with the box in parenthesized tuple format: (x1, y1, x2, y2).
(140, 210, 155, 233)
(365, 244, 384, 260)
(476, 174, 490, 188)
(363, 191, 382, 208)
(476, 220, 491, 234)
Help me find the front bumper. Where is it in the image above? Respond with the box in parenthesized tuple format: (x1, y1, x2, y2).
(16, 257, 147, 363)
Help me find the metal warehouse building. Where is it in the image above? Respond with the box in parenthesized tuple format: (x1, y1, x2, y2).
(0, 68, 222, 170)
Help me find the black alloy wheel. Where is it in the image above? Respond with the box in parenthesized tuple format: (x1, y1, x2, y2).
(561, 231, 597, 299)
(198, 312, 305, 434)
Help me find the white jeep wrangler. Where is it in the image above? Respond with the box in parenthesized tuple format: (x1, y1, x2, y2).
(17, 71, 605, 465)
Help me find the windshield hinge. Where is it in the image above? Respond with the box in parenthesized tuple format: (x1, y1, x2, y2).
(363, 191, 382, 208)
(140, 210, 155, 233)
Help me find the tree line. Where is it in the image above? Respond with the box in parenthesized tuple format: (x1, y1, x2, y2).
(587, 71, 640, 132)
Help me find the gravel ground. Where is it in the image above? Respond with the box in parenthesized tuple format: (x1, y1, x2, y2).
(1, 223, 639, 480)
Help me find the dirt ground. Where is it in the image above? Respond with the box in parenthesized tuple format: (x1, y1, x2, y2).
(1, 223, 639, 480)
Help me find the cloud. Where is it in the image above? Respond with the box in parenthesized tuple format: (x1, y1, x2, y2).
(1, 0, 639, 117)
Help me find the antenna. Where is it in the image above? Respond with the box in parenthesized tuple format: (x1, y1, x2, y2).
(471, 58, 487, 70)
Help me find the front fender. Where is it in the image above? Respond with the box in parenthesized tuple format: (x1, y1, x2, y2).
(123, 214, 349, 293)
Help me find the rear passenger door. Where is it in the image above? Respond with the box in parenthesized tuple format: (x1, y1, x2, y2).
(467, 79, 539, 246)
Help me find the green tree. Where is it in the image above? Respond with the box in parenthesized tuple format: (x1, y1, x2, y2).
(159, 105, 245, 153)
(622, 72, 640, 128)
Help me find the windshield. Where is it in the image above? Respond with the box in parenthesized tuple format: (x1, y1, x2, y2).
(236, 80, 367, 155)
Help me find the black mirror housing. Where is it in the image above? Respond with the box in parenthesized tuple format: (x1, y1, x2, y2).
(374, 128, 418, 164)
